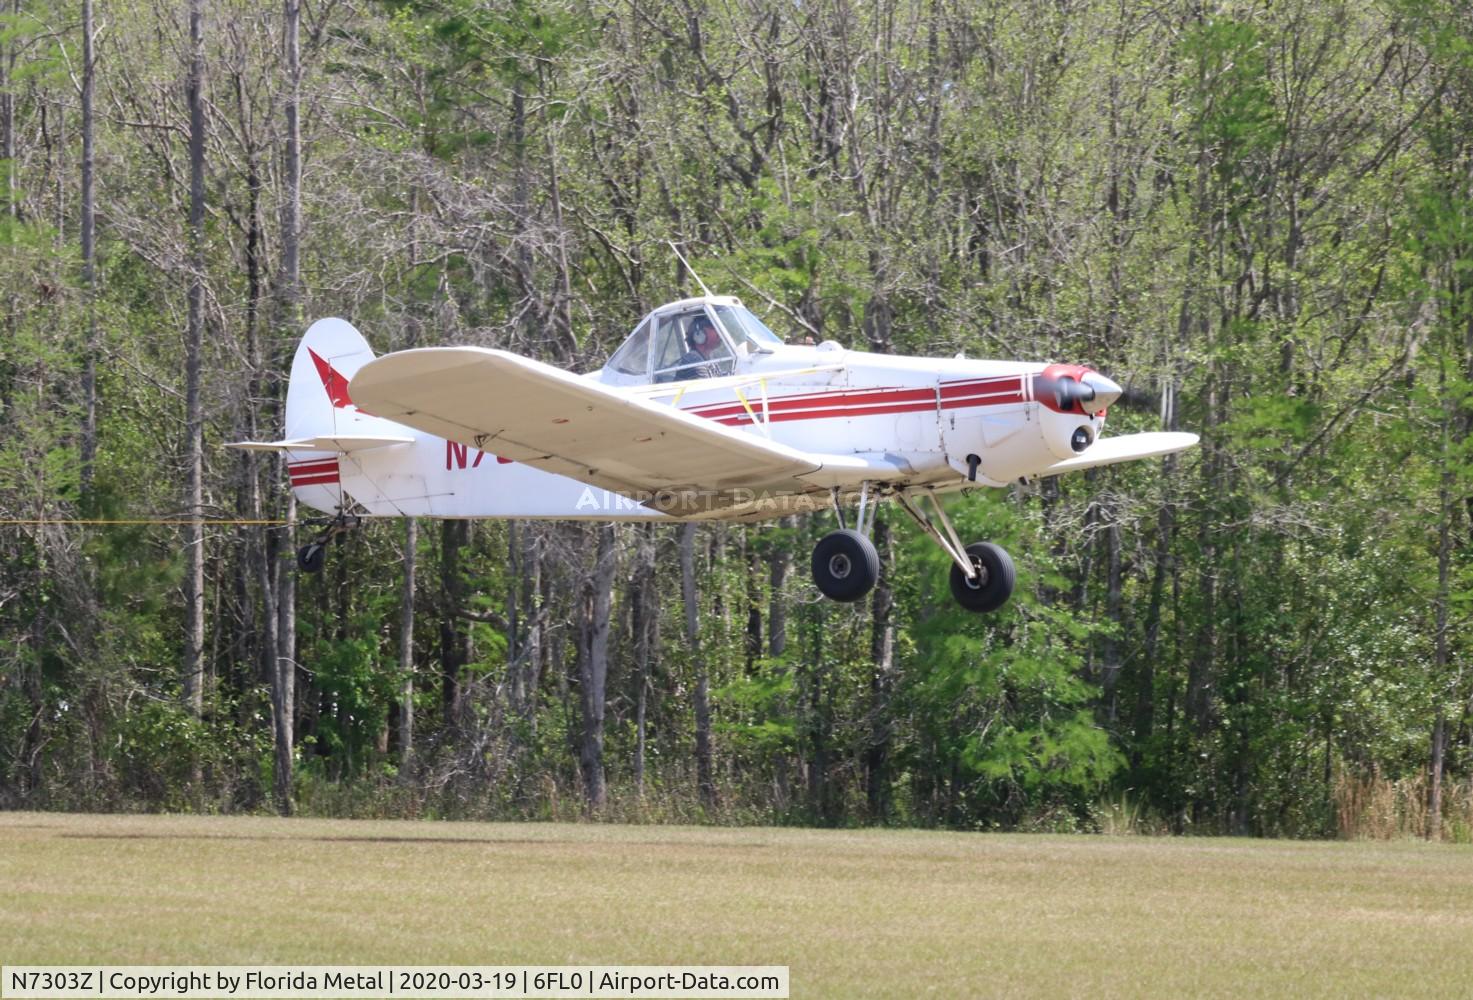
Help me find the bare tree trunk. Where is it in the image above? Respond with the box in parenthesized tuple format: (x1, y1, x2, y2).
(280, 0, 301, 304)
(681, 523, 716, 808)
(79, 0, 97, 503)
(255, 515, 285, 807)
(745, 540, 762, 670)
(1100, 506, 1124, 723)
(807, 599, 830, 821)
(396, 178, 422, 772)
(768, 520, 791, 658)
(275, 492, 296, 795)
(439, 519, 469, 730)
(251, 201, 286, 813)
(507, 520, 522, 715)
(768, 519, 793, 804)
(578, 524, 616, 809)
(246, 175, 286, 808)
(1429, 454, 1454, 839)
(1135, 507, 1171, 768)
(1187, 437, 1218, 737)
(269, 0, 303, 816)
(522, 527, 543, 730)
(182, 0, 206, 722)
(398, 518, 417, 771)
(267, 555, 292, 810)
(631, 524, 657, 796)
(865, 518, 895, 820)
(234, 47, 275, 785)
(0, 0, 12, 224)
(539, 69, 577, 361)
(1133, 382, 1178, 775)
(23, 640, 43, 797)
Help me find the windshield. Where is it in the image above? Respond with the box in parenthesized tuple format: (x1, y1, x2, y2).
(714, 305, 784, 354)
(606, 318, 651, 376)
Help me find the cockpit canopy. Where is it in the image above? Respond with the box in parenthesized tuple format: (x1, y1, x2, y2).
(601, 297, 784, 386)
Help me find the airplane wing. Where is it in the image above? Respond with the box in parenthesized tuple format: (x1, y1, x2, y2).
(226, 434, 413, 453)
(349, 347, 876, 503)
(1037, 431, 1199, 476)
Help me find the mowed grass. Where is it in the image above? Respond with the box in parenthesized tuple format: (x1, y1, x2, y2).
(2, 813, 1471, 998)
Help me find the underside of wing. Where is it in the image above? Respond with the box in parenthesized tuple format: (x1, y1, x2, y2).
(225, 434, 413, 453)
(1038, 431, 1199, 476)
(348, 347, 861, 504)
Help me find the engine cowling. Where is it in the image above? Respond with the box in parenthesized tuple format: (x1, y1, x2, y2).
(1033, 364, 1121, 460)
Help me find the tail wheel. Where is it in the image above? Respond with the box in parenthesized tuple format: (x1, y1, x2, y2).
(297, 542, 326, 574)
(811, 529, 880, 602)
(949, 542, 1015, 613)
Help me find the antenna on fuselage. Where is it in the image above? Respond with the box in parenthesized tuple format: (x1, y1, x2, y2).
(668, 241, 715, 298)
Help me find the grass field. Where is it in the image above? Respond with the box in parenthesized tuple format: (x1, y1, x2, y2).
(2, 813, 1471, 998)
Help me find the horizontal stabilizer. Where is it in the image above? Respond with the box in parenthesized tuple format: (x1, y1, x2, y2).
(1039, 431, 1198, 476)
(225, 434, 413, 454)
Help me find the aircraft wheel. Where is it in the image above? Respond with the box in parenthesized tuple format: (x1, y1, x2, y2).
(297, 542, 326, 574)
(949, 542, 1015, 613)
(811, 529, 880, 602)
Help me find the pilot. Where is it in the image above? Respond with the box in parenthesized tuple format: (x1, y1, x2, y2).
(661, 315, 723, 382)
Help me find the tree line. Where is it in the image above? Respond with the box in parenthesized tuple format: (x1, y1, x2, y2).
(0, 0, 1470, 837)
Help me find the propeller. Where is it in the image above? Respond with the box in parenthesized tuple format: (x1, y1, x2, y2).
(1116, 385, 1157, 409)
(1044, 371, 1123, 415)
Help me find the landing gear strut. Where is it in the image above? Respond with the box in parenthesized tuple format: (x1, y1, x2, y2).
(811, 484, 881, 602)
(296, 511, 361, 574)
(895, 489, 1015, 613)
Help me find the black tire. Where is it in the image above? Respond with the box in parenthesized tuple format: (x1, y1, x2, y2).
(949, 542, 1015, 613)
(811, 529, 880, 602)
(297, 542, 326, 574)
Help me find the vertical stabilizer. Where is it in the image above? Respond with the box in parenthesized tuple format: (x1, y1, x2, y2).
(282, 318, 407, 511)
(285, 317, 380, 441)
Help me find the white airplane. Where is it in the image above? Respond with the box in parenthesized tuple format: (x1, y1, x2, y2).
(230, 294, 1196, 612)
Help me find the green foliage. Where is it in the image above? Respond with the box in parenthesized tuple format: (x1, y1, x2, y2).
(713, 657, 797, 759)
(1182, 18, 1283, 211)
(894, 493, 1122, 827)
(1, 0, 1470, 837)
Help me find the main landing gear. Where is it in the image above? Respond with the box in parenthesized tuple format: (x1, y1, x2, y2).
(808, 483, 1015, 613)
(811, 484, 882, 602)
(296, 511, 361, 574)
(895, 489, 1014, 613)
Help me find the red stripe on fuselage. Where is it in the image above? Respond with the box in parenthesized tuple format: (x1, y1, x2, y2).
(939, 377, 1022, 399)
(285, 462, 337, 477)
(288, 458, 340, 487)
(684, 384, 936, 421)
(682, 376, 1025, 427)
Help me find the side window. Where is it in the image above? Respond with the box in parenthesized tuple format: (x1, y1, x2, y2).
(651, 314, 690, 373)
(607, 319, 651, 376)
(652, 311, 735, 383)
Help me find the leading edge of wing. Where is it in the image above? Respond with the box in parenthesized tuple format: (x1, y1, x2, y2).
(348, 346, 855, 492)
(1038, 431, 1199, 476)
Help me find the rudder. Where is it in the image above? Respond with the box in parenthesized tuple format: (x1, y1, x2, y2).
(284, 317, 378, 441)
(280, 318, 409, 513)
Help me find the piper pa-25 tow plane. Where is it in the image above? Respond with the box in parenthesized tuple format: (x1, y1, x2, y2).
(230, 293, 1196, 613)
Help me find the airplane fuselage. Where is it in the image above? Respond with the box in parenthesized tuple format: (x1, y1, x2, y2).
(245, 298, 1193, 608)
(293, 344, 1103, 522)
